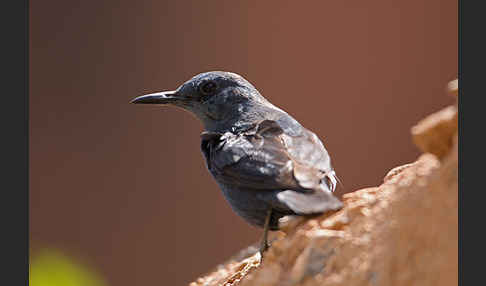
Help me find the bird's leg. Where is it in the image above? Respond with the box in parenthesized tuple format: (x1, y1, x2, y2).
(259, 208, 272, 254)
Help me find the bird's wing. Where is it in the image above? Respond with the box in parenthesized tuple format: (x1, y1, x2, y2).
(200, 119, 337, 192)
(278, 119, 338, 192)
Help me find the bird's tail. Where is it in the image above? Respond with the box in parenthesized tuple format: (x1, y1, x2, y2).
(274, 189, 343, 215)
(324, 170, 343, 192)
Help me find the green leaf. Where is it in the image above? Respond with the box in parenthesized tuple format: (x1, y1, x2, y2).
(30, 249, 107, 286)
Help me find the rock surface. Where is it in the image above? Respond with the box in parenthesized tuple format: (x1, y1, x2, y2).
(190, 80, 458, 286)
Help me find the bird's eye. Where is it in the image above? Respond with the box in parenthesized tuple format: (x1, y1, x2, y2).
(199, 81, 218, 95)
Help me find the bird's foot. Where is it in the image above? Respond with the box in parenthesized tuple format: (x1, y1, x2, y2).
(259, 241, 270, 254)
(258, 246, 268, 263)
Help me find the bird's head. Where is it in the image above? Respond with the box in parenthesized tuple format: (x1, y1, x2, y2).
(131, 71, 282, 132)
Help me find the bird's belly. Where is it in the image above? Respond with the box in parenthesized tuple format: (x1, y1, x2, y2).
(217, 183, 269, 228)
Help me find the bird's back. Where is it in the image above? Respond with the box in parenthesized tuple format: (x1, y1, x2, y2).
(200, 113, 342, 229)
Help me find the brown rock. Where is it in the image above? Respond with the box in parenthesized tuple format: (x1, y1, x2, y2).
(447, 79, 458, 96)
(189, 86, 458, 286)
(411, 78, 458, 159)
(411, 105, 458, 159)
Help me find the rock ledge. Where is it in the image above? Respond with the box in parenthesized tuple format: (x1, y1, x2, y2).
(190, 80, 458, 286)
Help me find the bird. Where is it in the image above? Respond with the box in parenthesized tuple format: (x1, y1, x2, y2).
(131, 71, 343, 253)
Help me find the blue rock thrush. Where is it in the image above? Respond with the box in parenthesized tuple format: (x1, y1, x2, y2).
(131, 71, 343, 253)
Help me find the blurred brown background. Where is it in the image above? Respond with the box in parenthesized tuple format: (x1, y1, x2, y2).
(30, 1, 457, 285)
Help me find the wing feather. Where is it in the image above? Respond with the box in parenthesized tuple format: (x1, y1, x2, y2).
(201, 119, 337, 192)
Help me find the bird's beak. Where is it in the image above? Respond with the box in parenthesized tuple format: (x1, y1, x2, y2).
(130, 90, 180, 105)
